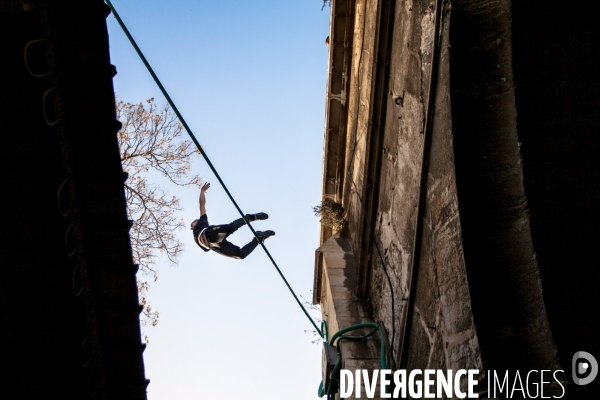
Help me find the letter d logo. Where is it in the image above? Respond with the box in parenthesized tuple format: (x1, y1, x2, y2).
(572, 351, 598, 385)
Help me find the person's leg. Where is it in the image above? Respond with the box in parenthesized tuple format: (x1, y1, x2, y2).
(211, 231, 275, 259)
(220, 218, 246, 233)
(235, 231, 275, 258)
(209, 213, 269, 237)
(238, 238, 260, 259)
(204, 219, 245, 244)
(212, 238, 258, 259)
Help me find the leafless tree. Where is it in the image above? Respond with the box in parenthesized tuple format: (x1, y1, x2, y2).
(116, 98, 201, 331)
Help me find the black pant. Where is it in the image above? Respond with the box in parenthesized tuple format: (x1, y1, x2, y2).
(205, 216, 259, 259)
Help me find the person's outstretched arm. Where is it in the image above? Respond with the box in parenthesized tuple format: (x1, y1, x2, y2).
(199, 182, 210, 216)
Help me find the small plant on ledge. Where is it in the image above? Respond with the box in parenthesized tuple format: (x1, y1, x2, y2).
(313, 200, 346, 231)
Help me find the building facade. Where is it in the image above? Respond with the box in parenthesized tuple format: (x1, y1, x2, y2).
(314, 1, 599, 398)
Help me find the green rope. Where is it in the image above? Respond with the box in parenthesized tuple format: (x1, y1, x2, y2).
(104, 0, 322, 338)
(318, 322, 390, 397)
(330, 323, 388, 370)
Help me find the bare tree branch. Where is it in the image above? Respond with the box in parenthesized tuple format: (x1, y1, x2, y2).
(116, 97, 202, 333)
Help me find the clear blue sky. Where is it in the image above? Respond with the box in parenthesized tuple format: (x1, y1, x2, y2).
(106, 1, 330, 399)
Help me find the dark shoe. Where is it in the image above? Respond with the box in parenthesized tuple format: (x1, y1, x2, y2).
(248, 212, 268, 221)
(255, 230, 275, 242)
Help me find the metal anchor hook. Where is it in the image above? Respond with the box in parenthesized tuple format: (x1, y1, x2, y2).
(42, 86, 63, 126)
(23, 38, 53, 78)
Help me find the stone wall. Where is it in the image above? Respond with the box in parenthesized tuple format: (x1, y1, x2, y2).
(362, 0, 483, 377)
(316, 0, 484, 394)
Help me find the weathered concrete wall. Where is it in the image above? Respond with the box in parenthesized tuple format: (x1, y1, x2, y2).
(323, 0, 485, 388)
(319, 0, 485, 389)
(367, 0, 483, 379)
